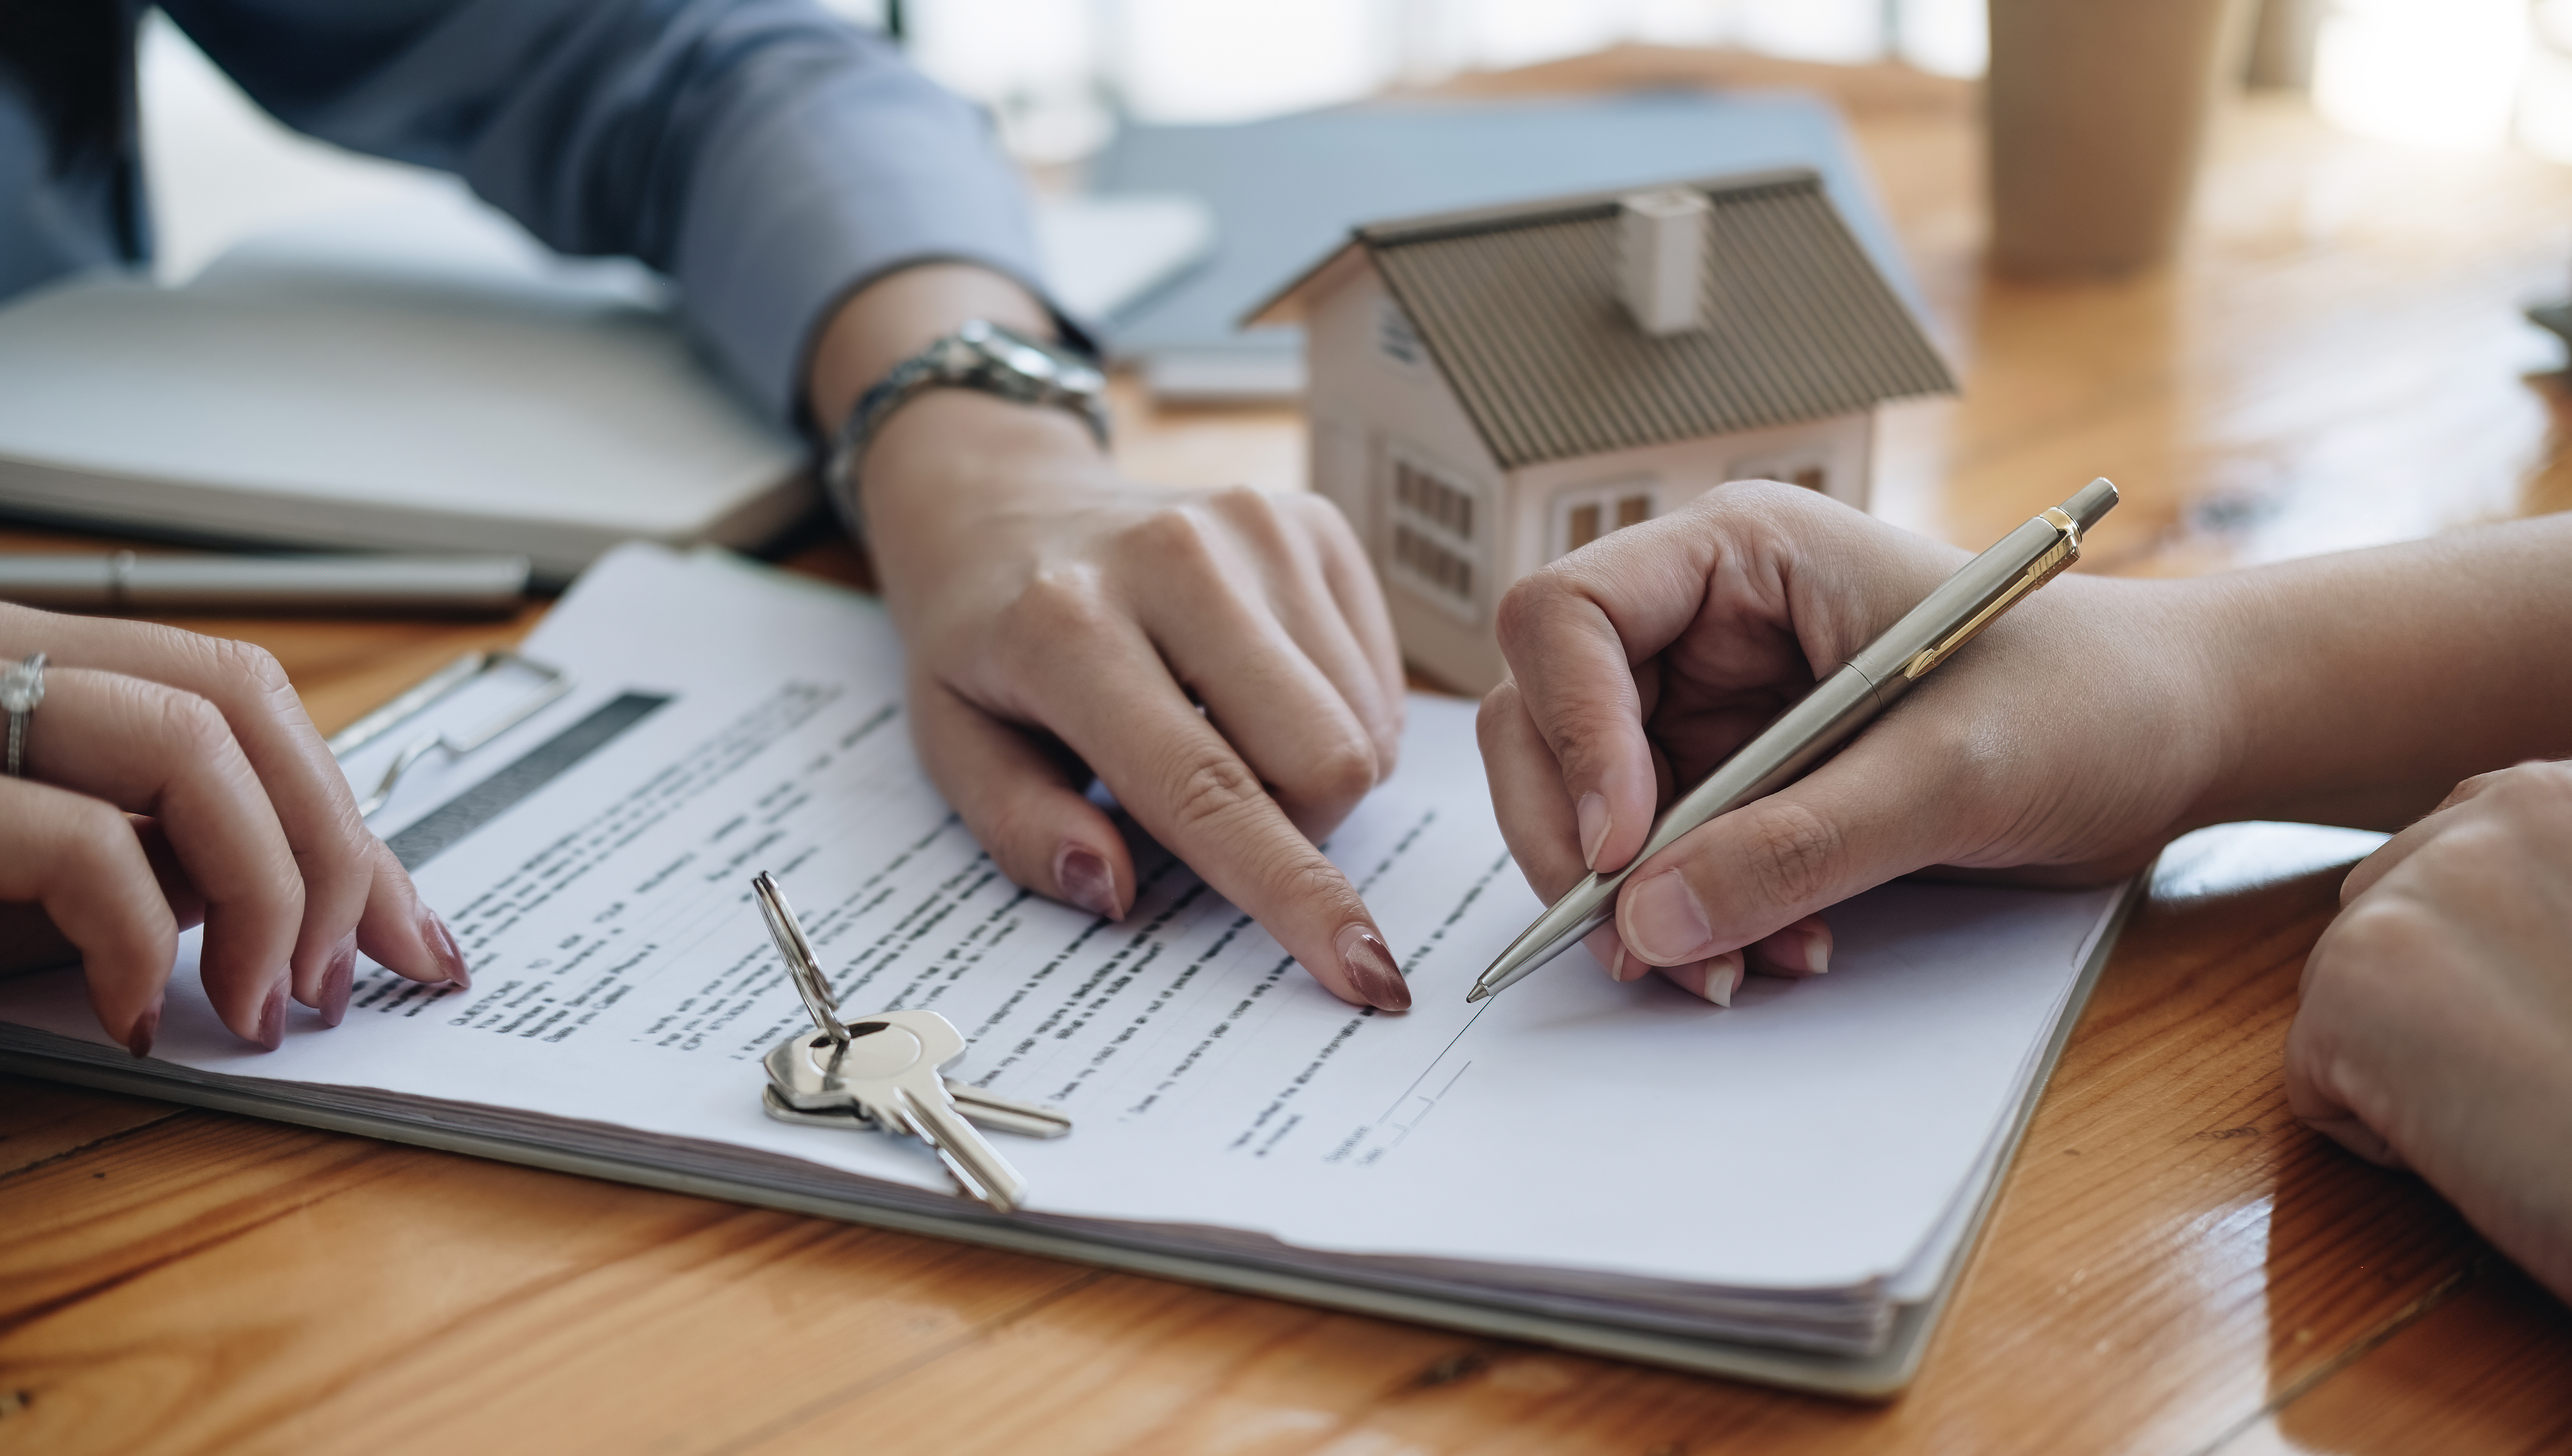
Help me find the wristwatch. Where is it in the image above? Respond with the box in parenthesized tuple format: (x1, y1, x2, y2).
(824, 319, 1111, 535)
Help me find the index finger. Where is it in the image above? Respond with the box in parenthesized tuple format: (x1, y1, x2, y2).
(1020, 629, 1410, 1011)
(1492, 513, 1741, 876)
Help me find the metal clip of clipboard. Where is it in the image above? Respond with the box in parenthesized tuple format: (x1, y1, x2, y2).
(327, 651, 575, 817)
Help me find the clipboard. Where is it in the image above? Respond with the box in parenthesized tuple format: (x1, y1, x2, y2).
(328, 650, 573, 816)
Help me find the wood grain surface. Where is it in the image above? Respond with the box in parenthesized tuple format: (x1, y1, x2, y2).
(5, 46, 2571, 1455)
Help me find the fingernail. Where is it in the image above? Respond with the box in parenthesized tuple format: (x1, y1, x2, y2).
(1704, 951, 1746, 1008)
(1625, 871, 1716, 963)
(320, 934, 357, 1028)
(423, 909, 470, 991)
(125, 998, 161, 1059)
(1804, 928, 1831, 975)
(257, 978, 287, 1051)
(1577, 792, 1611, 871)
(1606, 941, 1628, 982)
(1053, 843, 1123, 920)
(1335, 924, 1411, 1011)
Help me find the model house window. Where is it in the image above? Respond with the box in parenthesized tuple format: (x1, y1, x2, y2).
(1388, 456, 1480, 614)
(1733, 455, 1829, 495)
(1552, 482, 1656, 559)
(1377, 298, 1425, 368)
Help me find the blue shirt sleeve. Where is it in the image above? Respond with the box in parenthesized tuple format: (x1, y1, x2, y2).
(159, 0, 1046, 427)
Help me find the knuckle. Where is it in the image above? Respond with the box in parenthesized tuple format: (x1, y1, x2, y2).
(2489, 760, 2572, 813)
(1206, 483, 1278, 523)
(1734, 799, 1843, 912)
(1276, 851, 1362, 917)
(1492, 574, 1574, 656)
(58, 794, 132, 864)
(2333, 892, 2426, 954)
(1281, 487, 1358, 543)
(1159, 744, 1266, 839)
(150, 686, 235, 763)
(997, 569, 1115, 655)
(1128, 502, 1227, 568)
(210, 636, 293, 700)
(1287, 735, 1378, 814)
(1541, 700, 1634, 768)
(2312, 895, 2437, 1002)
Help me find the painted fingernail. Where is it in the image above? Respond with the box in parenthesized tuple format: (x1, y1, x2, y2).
(423, 909, 470, 991)
(1625, 871, 1716, 963)
(126, 998, 161, 1059)
(320, 934, 357, 1028)
(1804, 928, 1831, 975)
(1335, 924, 1411, 1011)
(1054, 843, 1123, 920)
(1577, 792, 1611, 870)
(257, 978, 287, 1051)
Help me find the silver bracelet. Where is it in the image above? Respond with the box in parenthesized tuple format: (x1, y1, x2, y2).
(2, 652, 46, 779)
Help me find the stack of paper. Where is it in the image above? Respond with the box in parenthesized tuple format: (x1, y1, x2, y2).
(0, 546, 2130, 1395)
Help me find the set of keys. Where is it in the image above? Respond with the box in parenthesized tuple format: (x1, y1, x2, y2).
(751, 872, 1070, 1212)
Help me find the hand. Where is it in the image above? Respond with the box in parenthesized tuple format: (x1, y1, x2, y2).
(0, 609, 468, 1053)
(1477, 481, 2225, 1001)
(2285, 763, 2572, 1300)
(807, 265, 1410, 1011)
(859, 392, 1412, 1009)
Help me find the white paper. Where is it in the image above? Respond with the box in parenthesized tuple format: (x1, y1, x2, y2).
(0, 545, 2118, 1314)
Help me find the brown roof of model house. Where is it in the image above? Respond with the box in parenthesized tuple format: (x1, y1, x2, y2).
(1253, 169, 1957, 471)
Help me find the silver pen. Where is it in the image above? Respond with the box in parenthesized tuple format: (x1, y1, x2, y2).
(0, 550, 532, 614)
(1466, 478, 2119, 1004)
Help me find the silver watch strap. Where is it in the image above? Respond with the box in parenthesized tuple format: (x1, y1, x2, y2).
(824, 320, 1109, 541)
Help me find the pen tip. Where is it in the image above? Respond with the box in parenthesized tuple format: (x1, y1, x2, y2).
(1464, 985, 1490, 1003)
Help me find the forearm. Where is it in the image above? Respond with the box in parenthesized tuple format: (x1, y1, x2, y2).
(2187, 514, 2572, 832)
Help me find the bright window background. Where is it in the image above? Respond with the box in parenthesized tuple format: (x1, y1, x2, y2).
(140, 0, 2572, 277)
(839, 0, 2572, 164)
(823, 0, 1988, 159)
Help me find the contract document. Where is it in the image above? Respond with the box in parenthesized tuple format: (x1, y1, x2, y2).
(0, 545, 2134, 1397)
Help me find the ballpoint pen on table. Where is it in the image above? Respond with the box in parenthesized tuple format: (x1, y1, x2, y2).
(1466, 477, 2120, 1004)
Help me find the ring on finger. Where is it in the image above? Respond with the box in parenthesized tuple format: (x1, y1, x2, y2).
(1, 652, 43, 779)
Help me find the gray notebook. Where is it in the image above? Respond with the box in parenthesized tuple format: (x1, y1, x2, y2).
(1086, 90, 1924, 400)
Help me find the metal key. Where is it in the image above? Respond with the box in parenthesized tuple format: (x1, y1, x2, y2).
(761, 1080, 1069, 1140)
(750, 872, 1068, 1211)
(764, 1010, 1033, 1210)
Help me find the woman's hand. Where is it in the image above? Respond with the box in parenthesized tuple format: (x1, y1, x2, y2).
(0, 607, 468, 1053)
(2286, 763, 2572, 1301)
(861, 392, 1412, 1010)
(1477, 481, 2228, 1002)
(809, 264, 1411, 1012)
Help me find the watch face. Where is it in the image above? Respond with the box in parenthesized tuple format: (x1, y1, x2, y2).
(988, 335, 1058, 380)
(969, 324, 1102, 397)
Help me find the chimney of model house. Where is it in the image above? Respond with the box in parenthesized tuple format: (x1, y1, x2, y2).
(1618, 188, 1709, 336)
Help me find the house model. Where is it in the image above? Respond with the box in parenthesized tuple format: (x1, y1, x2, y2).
(1247, 168, 1955, 693)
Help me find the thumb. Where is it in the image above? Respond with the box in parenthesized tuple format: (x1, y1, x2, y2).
(1611, 744, 1950, 966)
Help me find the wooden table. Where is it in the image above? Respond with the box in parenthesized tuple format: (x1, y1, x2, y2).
(5, 49, 2571, 1454)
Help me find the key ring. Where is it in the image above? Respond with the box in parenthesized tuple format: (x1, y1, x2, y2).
(1, 653, 44, 779)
